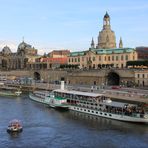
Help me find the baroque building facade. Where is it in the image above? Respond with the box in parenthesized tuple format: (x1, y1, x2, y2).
(134, 70, 148, 86)
(68, 12, 137, 69)
(27, 49, 70, 70)
(0, 41, 38, 70)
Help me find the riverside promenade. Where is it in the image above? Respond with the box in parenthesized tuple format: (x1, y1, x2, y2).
(104, 90, 148, 103)
(2, 81, 148, 103)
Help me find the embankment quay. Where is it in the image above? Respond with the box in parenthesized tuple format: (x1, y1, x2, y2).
(0, 68, 148, 87)
(2, 81, 148, 103)
(1, 83, 59, 92)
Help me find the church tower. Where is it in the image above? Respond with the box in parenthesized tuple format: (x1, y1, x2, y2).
(97, 12, 116, 49)
(90, 37, 95, 49)
(119, 37, 123, 48)
(103, 12, 110, 30)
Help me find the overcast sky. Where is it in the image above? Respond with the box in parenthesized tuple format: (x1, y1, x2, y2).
(0, 0, 148, 55)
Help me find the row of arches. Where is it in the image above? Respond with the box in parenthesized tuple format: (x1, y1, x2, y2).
(0, 58, 28, 70)
(34, 71, 120, 86)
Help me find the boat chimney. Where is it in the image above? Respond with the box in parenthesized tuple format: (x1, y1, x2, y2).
(61, 81, 65, 90)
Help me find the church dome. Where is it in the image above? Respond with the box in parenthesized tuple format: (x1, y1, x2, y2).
(104, 12, 110, 18)
(18, 41, 28, 50)
(97, 12, 116, 49)
(17, 41, 32, 53)
(2, 45, 12, 54)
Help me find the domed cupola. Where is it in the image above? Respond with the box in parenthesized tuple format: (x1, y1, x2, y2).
(2, 45, 12, 55)
(17, 40, 32, 54)
(18, 41, 28, 50)
(97, 12, 116, 49)
(103, 11, 110, 28)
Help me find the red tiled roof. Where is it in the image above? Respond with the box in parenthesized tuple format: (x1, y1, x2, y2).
(41, 57, 68, 64)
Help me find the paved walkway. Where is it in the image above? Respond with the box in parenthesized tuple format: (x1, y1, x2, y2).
(103, 90, 148, 103)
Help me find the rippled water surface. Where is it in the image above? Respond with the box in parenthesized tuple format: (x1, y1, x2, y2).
(0, 94, 148, 148)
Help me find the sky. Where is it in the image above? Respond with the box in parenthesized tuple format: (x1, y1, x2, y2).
(0, 0, 148, 55)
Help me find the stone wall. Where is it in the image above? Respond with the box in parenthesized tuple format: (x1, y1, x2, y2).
(0, 70, 30, 77)
(0, 69, 136, 86)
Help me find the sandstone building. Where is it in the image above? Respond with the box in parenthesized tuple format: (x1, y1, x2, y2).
(27, 50, 70, 70)
(0, 40, 38, 70)
(68, 12, 137, 69)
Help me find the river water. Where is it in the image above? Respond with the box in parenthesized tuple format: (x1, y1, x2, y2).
(0, 94, 148, 148)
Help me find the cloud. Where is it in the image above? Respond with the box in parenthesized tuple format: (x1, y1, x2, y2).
(37, 49, 45, 55)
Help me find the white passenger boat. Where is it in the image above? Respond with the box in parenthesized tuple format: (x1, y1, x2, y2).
(51, 81, 148, 123)
(29, 91, 50, 105)
(0, 89, 22, 97)
(15, 90, 22, 96)
(48, 92, 69, 109)
(29, 89, 68, 109)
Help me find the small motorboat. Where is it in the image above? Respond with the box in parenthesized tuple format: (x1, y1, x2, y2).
(14, 90, 22, 96)
(7, 119, 23, 133)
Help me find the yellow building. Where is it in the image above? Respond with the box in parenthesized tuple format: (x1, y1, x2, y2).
(68, 12, 137, 69)
(68, 48, 137, 69)
(134, 70, 148, 86)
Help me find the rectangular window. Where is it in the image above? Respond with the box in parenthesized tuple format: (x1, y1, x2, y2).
(108, 56, 110, 61)
(93, 57, 95, 61)
(126, 55, 128, 60)
(112, 56, 114, 61)
(116, 56, 118, 61)
(143, 74, 145, 78)
(99, 56, 101, 61)
(78, 58, 80, 62)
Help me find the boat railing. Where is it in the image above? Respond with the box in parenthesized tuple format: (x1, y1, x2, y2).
(70, 103, 148, 119)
